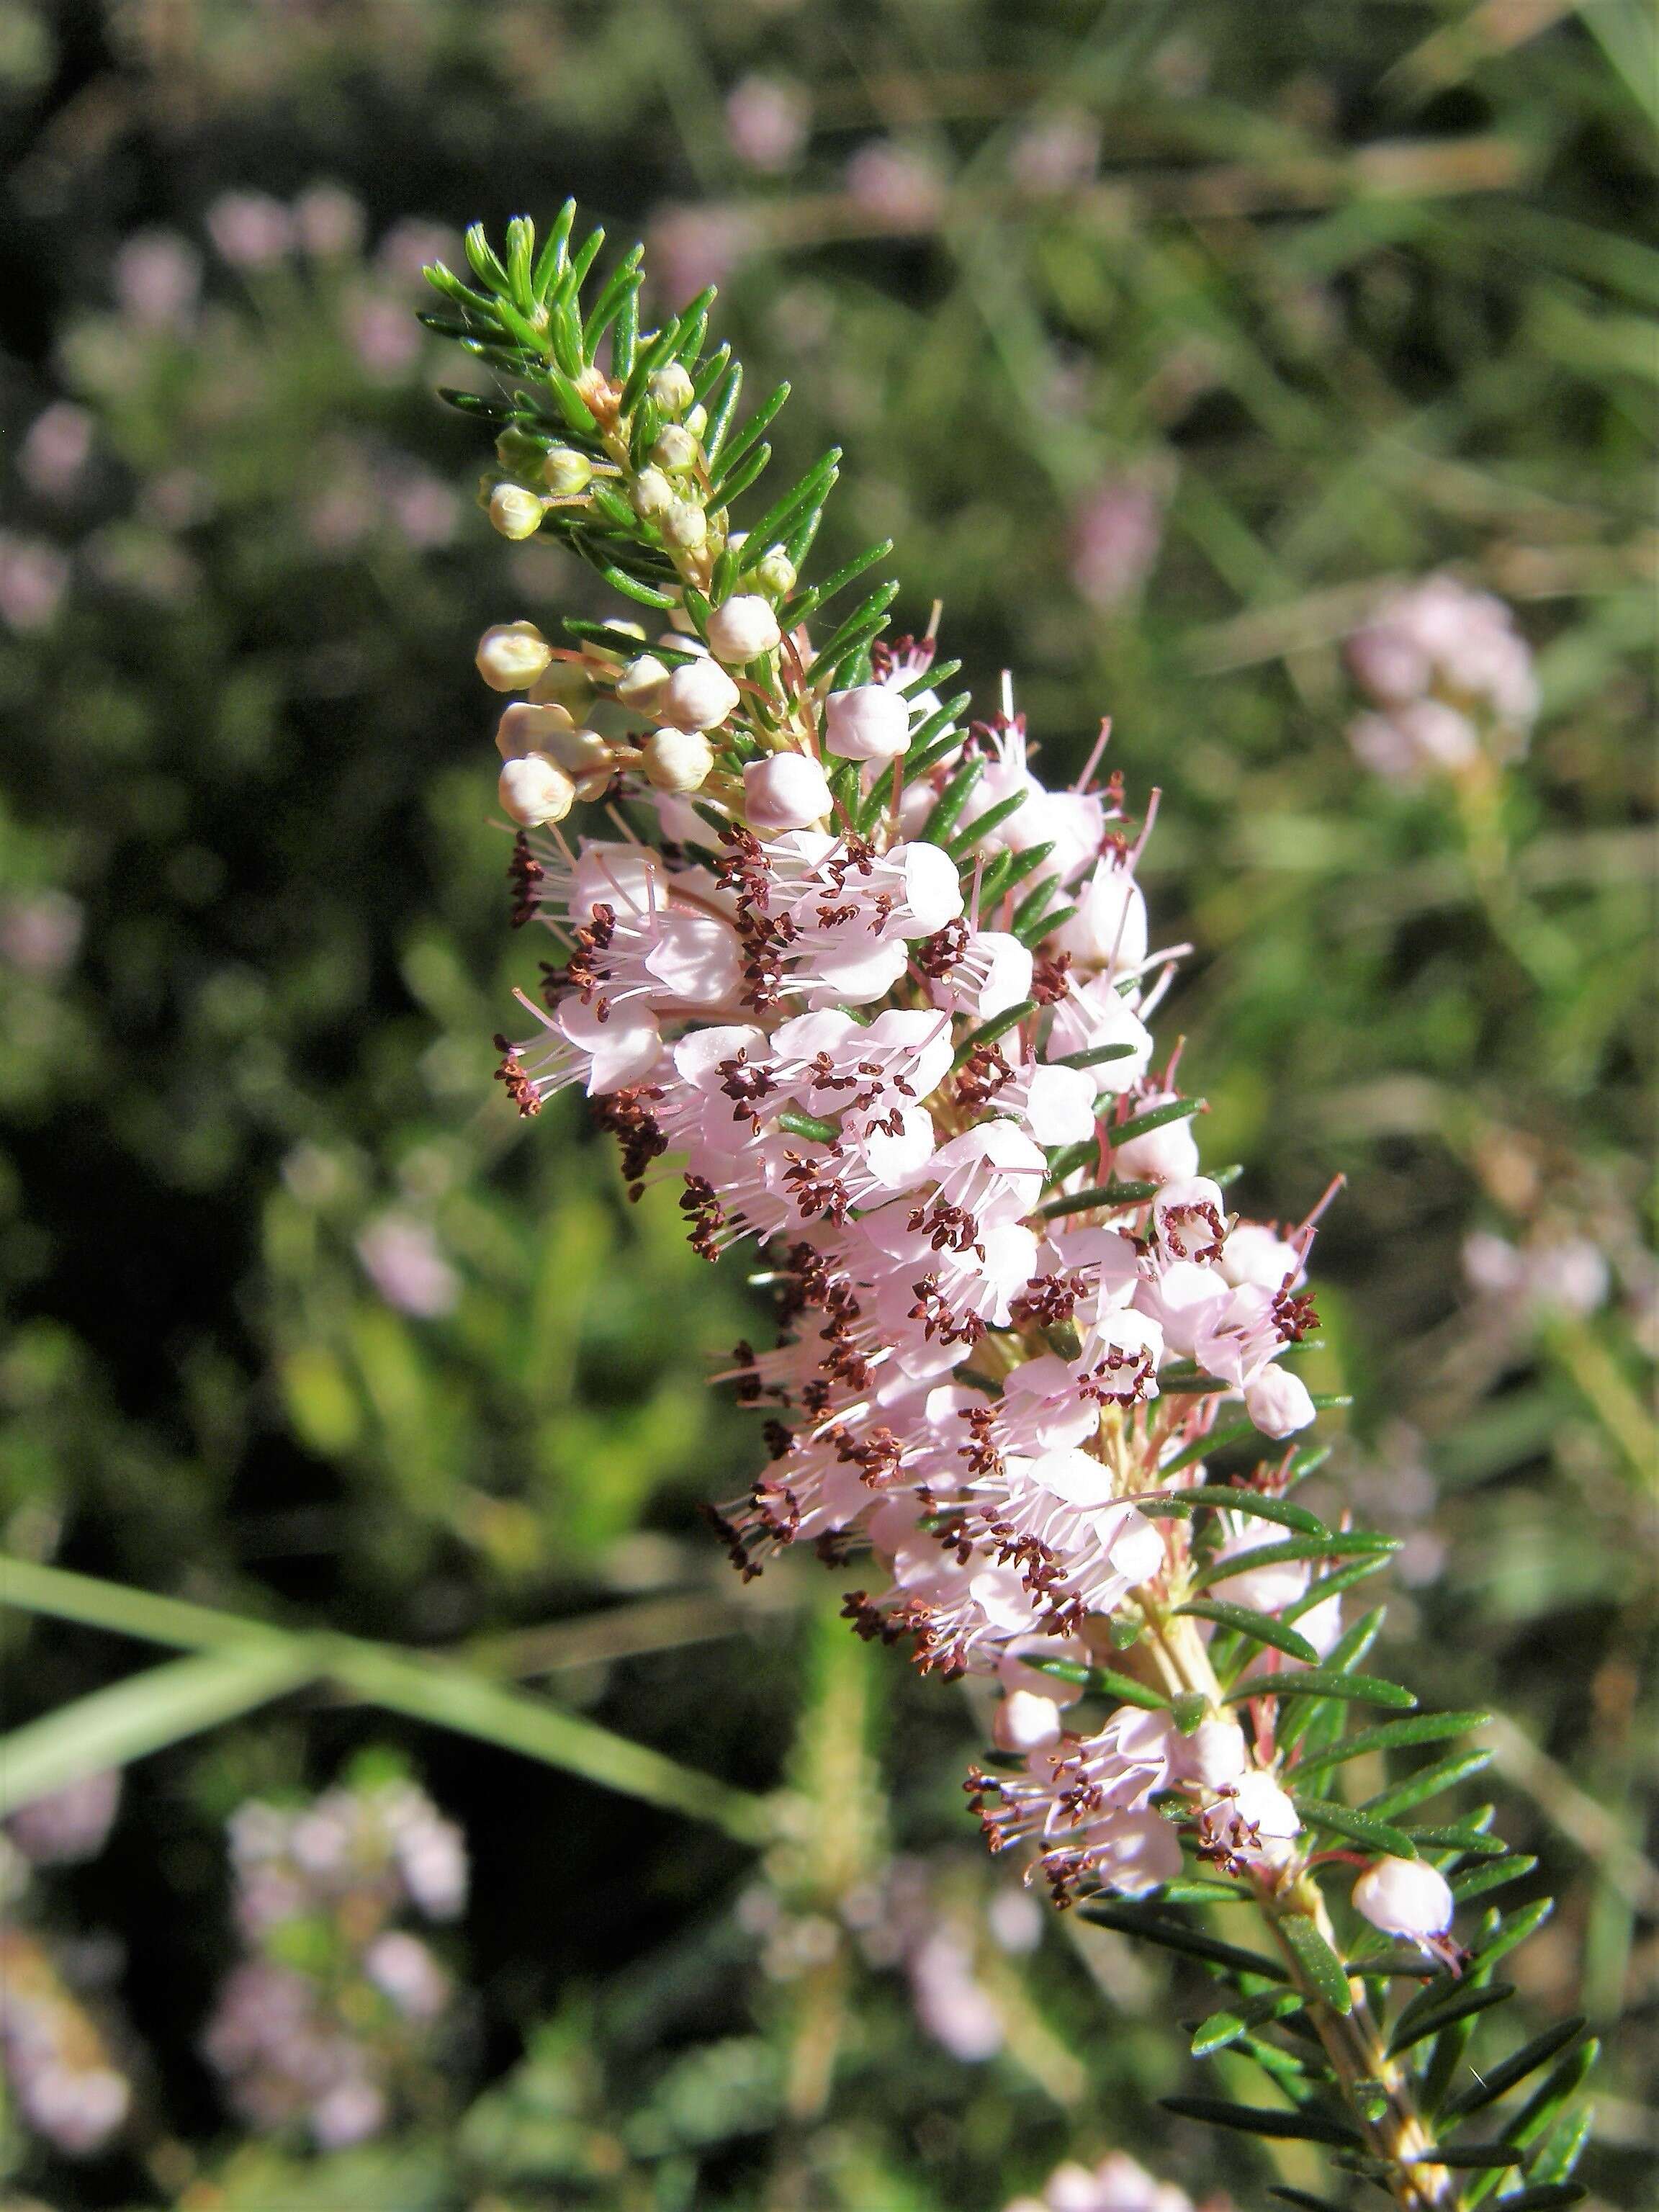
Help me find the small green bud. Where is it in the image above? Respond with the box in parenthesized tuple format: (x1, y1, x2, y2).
(754, 547, 797, 598)
(488, 483, 545, 541)
(652, 424, 701, 476)
(541, 446, 593, 496)
(648, 362, 696, 416)
(662, 499, 708, 550)
(685, 403, 708, 437)
(631, 466, 675, 518)
(494, 426, 550, 475)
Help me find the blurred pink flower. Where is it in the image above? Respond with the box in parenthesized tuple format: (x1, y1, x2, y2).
(1010, 109, 1101, 194)
(6, 1772, 120, 1865)
(294, 181, 367, 259)
(206, 190, 295, 270)
(114, 230, 202, 331)
(845, 141, 945, 228)
(356, 1212, 459, 1317)
(0, 891, 83, 979)
(19, 403, 94, 499)
(349, 292, 423, 382)
(649, 204, 757, 307)
(724, 74, 811, 172)
(375, 218, 461, 289)
(0, 534, 69, 630)
(1070, 476, 1166, 611)
(382, 466, 459, 551)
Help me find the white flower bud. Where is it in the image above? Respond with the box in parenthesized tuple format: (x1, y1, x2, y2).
(743, 752, 832, 830)
(662, 499, 708, 549)
(631, 466, 675, 518)
(652, 423, 701, 475)
(615, 654, 671, 711)
(487, 483, 544, 541)
(475, 620, 552, 692)
(648, 361, 696, 416)
(642, 727, 714, 793)
(495, 701, 574, 761)
(1243, 1363, 1316, 1439)
(824, 683, 911, 760)
(541, 446, 592, 495)
(1352, 1856, 1454, 1942)
(706, 594, 782, 665)
(753, 546, 797, 598)
(661, 659, 740, 732)
(498, 754, 575, 826)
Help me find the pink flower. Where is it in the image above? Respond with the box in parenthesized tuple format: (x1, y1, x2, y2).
(725, 75, 811, 172)
(356, 1214, 459, 1318)
(207, 190, 295, 269)
(1352, 1854, 1455, 1942)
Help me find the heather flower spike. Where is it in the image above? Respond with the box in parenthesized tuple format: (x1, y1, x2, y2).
(426, 208, 1596, 2209)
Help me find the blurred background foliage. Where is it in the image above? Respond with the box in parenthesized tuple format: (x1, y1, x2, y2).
(0, 1, 1653, 2206)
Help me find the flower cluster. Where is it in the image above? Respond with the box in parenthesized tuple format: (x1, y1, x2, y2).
(1005, 2149, 1222, 2212)
(431, 210, 1593, 2203)
(0, 1781, 132, 2159)
(1345, 573, 1537, 783)
(203, 1768, 465, 2150)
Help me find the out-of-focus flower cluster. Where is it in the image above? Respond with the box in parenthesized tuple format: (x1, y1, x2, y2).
(1345, 574, 1538, 783)
(0, 1776, 130, 2159)
(203, 1766, 466, 2151)
(1007, 2147, 1226, 2212)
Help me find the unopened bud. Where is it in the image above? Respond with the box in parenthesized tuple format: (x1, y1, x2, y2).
(631, 466, 675, 518)
(1352, 1856, 1454, 1943)
(753, 546, 797, 598)
(642, 727, 714, 793)
(662, 499, 708, 550)
(614, 654, 671, 711)
(742, 752, 832, 830)
(476, 620, 552, 692)
(544, 724, 615, 779)
(647, 361, 696, 416)
(528, 660, 593, 715)
(661, 659, 740, 732)
(541, 446, 593, 496)
(824, 683, 910, 761)
(652, 423, 701, 475)
(488, 483, 544, 541)
(494, 426, 549, 476)
(685, 403, 708, 437)
(498, 754, 575, 826)
(496, 700, 574, 761)
(706, 594, 782, 665)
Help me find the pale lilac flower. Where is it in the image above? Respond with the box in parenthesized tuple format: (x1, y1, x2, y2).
(6, 1772, 120, 1865)
(1008, 2149, 1200, 2212)
(649, 205, 757, 307)
(725, 74, 810, 172)
(206, 189, 295, 269)
(375, 219, 460, 287)
(0, 534, 68, 630)
(845, 142, 945, 228)
(356, 1213, 459, 1318)
(351, 292, 424, 382)
(19, 403, 94, 499)
(114, 230, 202, 330)
(1346, 575, 1537, 780)
(0, 891, 83, 979)
(294, 181, 367, 258)
(1070, 477, 1164, 611)
(1010, 109, 1102, 195)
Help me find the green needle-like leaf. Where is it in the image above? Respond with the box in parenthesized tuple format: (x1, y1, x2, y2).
(1440, 2017, 1587, 2120)
(1191, 1986, 1307, 2055)
(1158, 2095, 1361, 2147)
(1277, 1914, 1354, 2013)
(1292, 1795, 1420, 1858)
(1225, 1668, 1416, 1708)
(1177, 1600, 1320, 1663)
(1080, 1900, 1289, 1981)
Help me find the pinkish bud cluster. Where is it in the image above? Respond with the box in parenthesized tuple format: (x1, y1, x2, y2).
(1346, 573, 1537, 783)
(203, 1771, 464, 2149)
